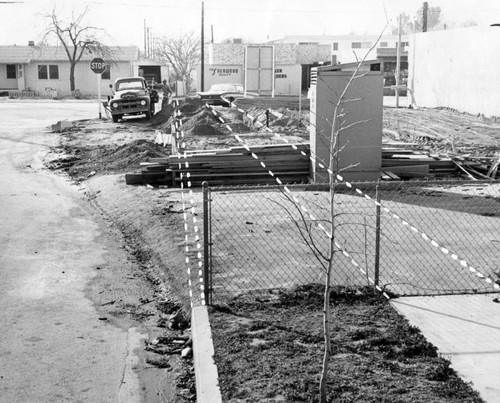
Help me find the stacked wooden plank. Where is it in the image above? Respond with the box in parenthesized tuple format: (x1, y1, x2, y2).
(452, 154, 500, 181)
(126, 142, 497, 186)
(381, 147, 456, 179)
(126, 143, 310, 186)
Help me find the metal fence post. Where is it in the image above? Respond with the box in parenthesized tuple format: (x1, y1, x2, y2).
(374, 185, 381, 287)
(202, 181, 211, 305)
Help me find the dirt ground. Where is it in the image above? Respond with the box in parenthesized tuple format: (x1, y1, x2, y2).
(383, 106, 500, 155)
(210, 286, 484, 403)
(43, 99, 499, 402)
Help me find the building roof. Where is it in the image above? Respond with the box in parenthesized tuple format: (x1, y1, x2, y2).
(376, 48, 408, 58)
(317, 59, 381, 72)
(0, 45, 139, 63)
(269, 34, 409, 44)
(0, 46, 33, 63)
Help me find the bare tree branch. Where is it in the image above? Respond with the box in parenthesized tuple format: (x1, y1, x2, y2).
(154, 32, 200, 91)
(40, 7, 112, 93)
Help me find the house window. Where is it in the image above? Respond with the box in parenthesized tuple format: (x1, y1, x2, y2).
(352, 42, 361, 49)
(6, 64, 16, 79)
(49, 65, 59, 79)
(38, 64, 59, 79)
(38, 65, 48, 79)
(332, 42, 338, 51)
(102, 65, 110, 80)
(380, 42, 388, 47)
(362, 42, 372, 48)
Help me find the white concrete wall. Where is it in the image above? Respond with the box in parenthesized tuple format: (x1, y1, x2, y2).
(409, 26, 500, 117)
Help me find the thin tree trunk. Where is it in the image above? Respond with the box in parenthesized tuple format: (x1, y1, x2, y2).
(70, 63, 76, 92)
(319, 259, 332, 403)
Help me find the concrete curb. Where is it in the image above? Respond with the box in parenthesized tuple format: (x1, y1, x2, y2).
(191, 305, 223, 403)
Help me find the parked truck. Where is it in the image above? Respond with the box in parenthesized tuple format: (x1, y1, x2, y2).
(106, 77, 159, 123)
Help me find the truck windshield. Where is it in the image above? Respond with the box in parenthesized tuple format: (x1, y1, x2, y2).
(117, 81, 144, 91)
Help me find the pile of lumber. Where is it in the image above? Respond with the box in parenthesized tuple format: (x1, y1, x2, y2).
(381, 147, 456, 179)
(452, 154, 500, 181)
(125, 143, 310, 186)
(126, 142, 498, 186)
(382, 145, 500, 181)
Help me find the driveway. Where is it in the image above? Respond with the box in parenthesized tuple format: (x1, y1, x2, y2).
(0, 101, 145, 402)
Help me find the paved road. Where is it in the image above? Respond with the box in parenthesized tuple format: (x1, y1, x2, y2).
(0, 101, 143, 402)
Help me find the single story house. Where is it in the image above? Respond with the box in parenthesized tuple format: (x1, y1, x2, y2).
(0, 44, 167, 97)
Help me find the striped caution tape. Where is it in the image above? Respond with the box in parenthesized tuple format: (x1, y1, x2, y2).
(219, 103, 500, 290)
(173, 100, 206, 307)
(208, 101, 500, 293)
(206, 103, 390, 299)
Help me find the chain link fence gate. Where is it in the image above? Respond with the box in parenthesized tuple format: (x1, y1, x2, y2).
(201, 181, 500, 303)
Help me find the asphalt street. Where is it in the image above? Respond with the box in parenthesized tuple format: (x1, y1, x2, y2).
(0, 100, 144, 402)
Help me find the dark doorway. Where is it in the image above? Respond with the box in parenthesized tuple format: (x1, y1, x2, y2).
(139, 66, 162, 85)
(301, 62, 330, 94)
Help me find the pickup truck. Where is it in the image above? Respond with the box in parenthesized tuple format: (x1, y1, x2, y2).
(107, 77, 159, 122)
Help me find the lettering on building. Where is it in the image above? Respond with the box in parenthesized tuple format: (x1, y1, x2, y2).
(210, 68, 239, 77)
(274, 68, 287, 79)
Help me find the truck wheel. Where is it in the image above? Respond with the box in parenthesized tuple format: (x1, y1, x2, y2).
(112, 114, 121, 123)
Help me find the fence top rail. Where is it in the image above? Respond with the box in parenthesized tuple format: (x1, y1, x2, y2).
(208, 179, 498, 193)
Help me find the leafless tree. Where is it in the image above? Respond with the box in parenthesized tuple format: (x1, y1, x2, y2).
(276, 33, 386, 403)
(390, 12, 415, 35)
(415, 4, 442, 31)
(41, 7, 113, 92)
(154, 32, 200, 91)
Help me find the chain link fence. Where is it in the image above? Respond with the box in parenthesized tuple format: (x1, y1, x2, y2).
(203, 180, 500, 303)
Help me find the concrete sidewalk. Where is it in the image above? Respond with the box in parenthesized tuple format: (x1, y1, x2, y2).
(391, 294, 500, 403)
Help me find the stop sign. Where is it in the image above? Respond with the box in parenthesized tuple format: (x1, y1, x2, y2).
(90, 58, 107, 74)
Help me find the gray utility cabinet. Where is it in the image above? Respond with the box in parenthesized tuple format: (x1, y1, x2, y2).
(309, 69, 383, 183)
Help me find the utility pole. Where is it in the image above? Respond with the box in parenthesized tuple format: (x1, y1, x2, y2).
(146, 27, 150, 57)
(149, 28, 153, 58)
(422, 2, 428, 32)
(143, 19, 147, 55)
(201, 1, 205, 92)
(211, 24, 214, 44)
(395, 13, 402, 108)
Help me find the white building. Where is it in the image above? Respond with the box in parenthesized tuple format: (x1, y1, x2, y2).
(270, 34, 409, 65)
(0, 44, 167, 97)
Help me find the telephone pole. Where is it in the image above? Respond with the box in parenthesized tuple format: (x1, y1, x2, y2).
(422, 2, 428, 32)
(201, 1, 205, 91)
(395, 14, 402, 108)
(143, 19, 147, 55)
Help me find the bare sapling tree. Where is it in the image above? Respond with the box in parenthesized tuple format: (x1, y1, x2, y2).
(154, 32, 200, 92)
(41, 7, 114, 93)
(277, 33, 385, 403)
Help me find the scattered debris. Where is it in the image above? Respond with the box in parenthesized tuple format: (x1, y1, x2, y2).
(181, 347, 192, 359)
(51, 120, 74, 132)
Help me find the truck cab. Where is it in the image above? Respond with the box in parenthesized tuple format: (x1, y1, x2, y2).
(108, 77, 158, 122)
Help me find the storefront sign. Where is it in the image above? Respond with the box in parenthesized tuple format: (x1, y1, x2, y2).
(275, 68, 287, 79)
(209, 68, 239, 77)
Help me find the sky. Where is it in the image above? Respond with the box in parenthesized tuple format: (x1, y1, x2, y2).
(1, 0, 500, 49)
